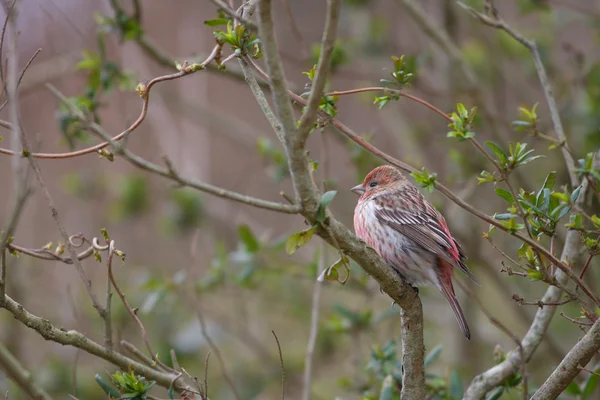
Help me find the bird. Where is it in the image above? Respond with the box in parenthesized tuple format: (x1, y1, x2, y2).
(351, 165, 479, 339)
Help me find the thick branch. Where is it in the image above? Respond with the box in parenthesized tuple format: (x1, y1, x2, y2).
(256, 1, 426, 398)
(400, 298, 425, 399)
(1, 294, 187, 393)
(532, 319, 600, 398)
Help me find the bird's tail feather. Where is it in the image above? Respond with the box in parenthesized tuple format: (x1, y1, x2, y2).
(439, 283, 471, 340)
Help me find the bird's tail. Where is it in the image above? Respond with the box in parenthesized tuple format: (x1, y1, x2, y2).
(439, 281, 471, 340)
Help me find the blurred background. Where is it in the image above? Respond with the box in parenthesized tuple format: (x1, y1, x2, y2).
(0, 0, 599, 398)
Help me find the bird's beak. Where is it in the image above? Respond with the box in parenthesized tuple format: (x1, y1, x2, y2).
(351, 184, 365, 196)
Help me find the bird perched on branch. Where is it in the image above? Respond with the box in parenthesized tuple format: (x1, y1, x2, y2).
(352, 165, 479, 339)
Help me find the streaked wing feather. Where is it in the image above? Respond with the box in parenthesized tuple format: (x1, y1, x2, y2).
(373, 192, 480, 285)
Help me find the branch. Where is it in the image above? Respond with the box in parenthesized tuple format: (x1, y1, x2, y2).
(256, 2, 426, 399)
(208, 0, 258, 30)
(296, 0, 342, 142)
(464, 172, 592, 398)
(532, 319, 600, 398)
(1, 294, 189, 393)
(0, 341, 54, 400)
(457, 1, 578, 186)
(46, 84, 300, 215)
(400, 297, 425, 399)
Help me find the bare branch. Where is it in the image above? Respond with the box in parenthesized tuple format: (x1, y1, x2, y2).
(271, 330, 285, 400)
(457, 1, 578, 186)
(45, 84, 301, 214)
(1, 294, 188, 392)
(207, 0, 258, 30)
(302, 241, 326, 400)
(533, 319, 600, 398)
(400, 296, 425, 400)
(0, 341, 54, 400)
(296, 0, 342, 142)
(464, 173, 592, 398)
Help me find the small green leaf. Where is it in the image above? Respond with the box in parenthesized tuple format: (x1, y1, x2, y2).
(424, 344, 443, 368)
(494, 213, 519, 220)
(528, 269, 543, 281)
(238, 224, 260, 253)
(495, 188, 514, 203)
(565, 381, 581, 395)
(485, 141, 507, 165)
(571, 185, 582, 204)
(285, 226, 316, 255)
(378, 375, 394, 400)
(582, 368, 600, 398)
(486, 387, 504, 400)
(317, 191, 337, 222)
(95, 374, 120, 398)
(168, 384, 175, 399)
(449, 370, 463, 400)
(204, 18, 229, 26)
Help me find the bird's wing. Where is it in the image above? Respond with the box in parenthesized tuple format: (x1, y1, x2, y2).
(372, 188, 479, 285)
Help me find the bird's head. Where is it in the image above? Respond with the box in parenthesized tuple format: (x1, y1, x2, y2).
(351, 165, 406, 199)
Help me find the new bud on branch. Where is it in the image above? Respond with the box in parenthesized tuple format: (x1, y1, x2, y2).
(352, 165, 480, 339)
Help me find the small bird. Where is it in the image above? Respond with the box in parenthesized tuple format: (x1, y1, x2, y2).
(352, 165, 479, 339)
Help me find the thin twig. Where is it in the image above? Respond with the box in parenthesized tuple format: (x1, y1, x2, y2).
(105, 239, 174, 372)
(1, 294, 186, 392)
(580, 254, 594, 280)
(193, 304, 241, 400)
(456, 279, 528, 399)
(457, 1, 578, 186)
(46, 84, 300, 214)
(278, 0, 309, 60)
(121, 340, 167, 372)
(512, 293, 574, 308)
(271, 330, 285, 400)
(296, 0, 342, 142)
(104, 240, 114, 350)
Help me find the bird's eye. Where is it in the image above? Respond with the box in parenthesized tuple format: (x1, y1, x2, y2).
(369, 181, 378, 188)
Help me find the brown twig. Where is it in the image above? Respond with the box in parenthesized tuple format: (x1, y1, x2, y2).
(105, 239, 175, 372)
(272, 330, 285, 400)
(456, 278, 528, 399)
(580, 254, 594, 280)
(46, 84, 301, 214)
(512, 293, 574, 308)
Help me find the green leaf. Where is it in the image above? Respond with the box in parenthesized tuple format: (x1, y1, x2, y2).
(204, 18, 229, 26)
(565, 381, 581, 395)
(449, 370, 463, 400)
(285, 226, 316, 255)
(485, 141, 507, 165)
(541, 171, 556, 191)
(571, 185, 582, 204)
(424, 344, 443, 368)
(317, 191, 337, 222)
(486, 387, 504, 400)
(528, 269, 543, 281)
(238, 224, 260, 253)
(378, 375, 394, 400)
(95, 374, 120, 398)
(168, 384, 175, 399)
(494, 213, 519, 220)
(495, 188, 514, 203)
(582, 368, 600, 398)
